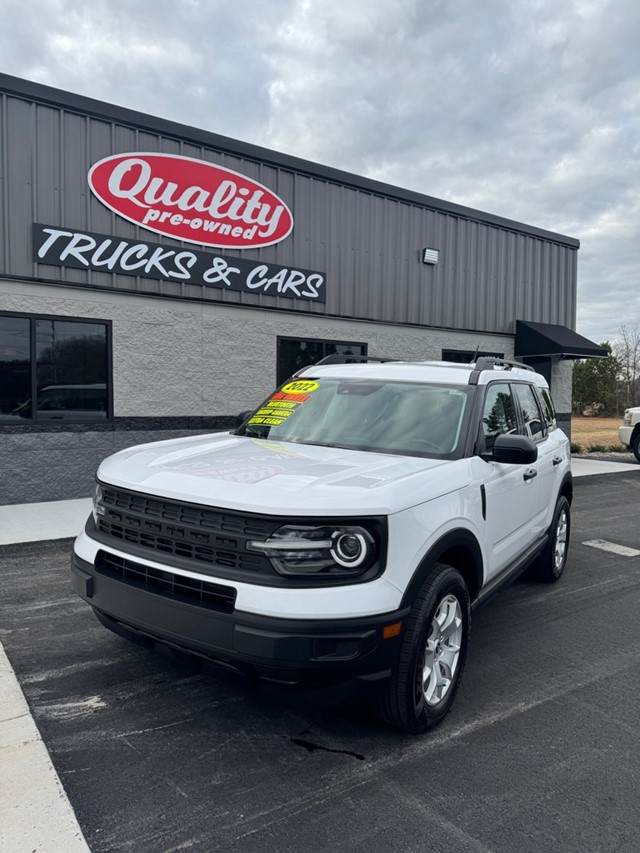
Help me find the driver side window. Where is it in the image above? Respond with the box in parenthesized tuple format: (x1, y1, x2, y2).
(482, 383, 517, 452)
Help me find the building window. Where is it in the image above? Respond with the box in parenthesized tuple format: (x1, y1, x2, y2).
(277, 337, 368, 385)
(0, 313, 111, 423)
(442, 349, 505, 364)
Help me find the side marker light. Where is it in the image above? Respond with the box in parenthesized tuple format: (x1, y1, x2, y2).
(383, 622, 402, 639)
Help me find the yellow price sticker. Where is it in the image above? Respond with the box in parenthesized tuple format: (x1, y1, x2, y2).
(281, 380, 319, 394)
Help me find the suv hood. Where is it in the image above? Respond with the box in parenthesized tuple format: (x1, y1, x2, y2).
(97, 433, 470, 515)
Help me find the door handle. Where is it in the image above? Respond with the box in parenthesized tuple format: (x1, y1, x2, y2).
(523, 468, 538, 481)
(552, 455, 563, 466)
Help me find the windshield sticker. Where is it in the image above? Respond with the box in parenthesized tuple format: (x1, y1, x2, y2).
(281, 380, 319, 394)
(271, 391, 310, 403)
(255, 406, 293, 418)
(247, 384, 318, 427)
(248, 415, 286, 426)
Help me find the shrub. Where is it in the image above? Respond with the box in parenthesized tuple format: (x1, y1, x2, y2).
(570, 442, 582, 454)
(587, 444, 606, 453)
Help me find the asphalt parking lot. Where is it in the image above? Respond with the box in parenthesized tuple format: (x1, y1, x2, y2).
(2, 470, 640, 853)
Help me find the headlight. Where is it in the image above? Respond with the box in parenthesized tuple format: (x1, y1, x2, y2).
(248, 524, 377, 578)
(623, 410, 632, 425)
(92, 483, 105, 523)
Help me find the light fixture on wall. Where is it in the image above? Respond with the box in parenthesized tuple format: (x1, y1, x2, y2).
(422, 247, 439, 265)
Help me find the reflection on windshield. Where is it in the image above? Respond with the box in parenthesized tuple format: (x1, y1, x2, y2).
(239, 379, 471, 458)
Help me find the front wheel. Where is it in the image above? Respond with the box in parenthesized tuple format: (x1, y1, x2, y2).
(536, 495, 571, 583)
(372, 563, 470, 734)
(631, 432, 640, 464)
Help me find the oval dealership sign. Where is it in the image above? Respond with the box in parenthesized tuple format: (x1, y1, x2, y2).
(88, 153, 294, 249)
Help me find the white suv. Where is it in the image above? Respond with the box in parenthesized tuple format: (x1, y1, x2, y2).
(72, 357, 572, 733)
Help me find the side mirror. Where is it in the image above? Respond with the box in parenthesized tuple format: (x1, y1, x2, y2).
(483, 434, 538, 465)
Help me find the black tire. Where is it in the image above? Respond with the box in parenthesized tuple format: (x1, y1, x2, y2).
(372, 563, 470, 734)
(536, 495, 571, 583)
(632, 432, 640, 464)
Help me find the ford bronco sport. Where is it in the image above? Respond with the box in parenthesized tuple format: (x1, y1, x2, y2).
(71, 356, 572, 733)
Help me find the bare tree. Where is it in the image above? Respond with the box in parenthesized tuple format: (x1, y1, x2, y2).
(614, 324, 640, 408)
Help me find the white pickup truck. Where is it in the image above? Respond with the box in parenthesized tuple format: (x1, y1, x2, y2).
(619, 407, 640, 462)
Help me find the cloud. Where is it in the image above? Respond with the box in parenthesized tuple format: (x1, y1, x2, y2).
(0, 0, 293, 139)
(0, 0, 638, 342)
(262, 0, 640, 342)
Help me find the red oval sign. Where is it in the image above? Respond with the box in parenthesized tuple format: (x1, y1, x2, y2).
(88, 153, 294, 249)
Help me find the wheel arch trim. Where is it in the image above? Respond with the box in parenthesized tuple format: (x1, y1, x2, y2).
(559, 470, 573, 503)
(400, 529, 484, 608)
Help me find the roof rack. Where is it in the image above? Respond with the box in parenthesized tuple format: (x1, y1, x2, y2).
(315, 354, 399, 366)
(469, 357, 534, 385)
(291, 353, 534, 384)
(294, 355, 399, 376)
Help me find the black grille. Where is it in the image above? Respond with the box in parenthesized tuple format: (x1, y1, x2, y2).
(96, 485, 277, 576)
(101, 487, 274, 537)
(97, 518, 264, 572)
(96, 551, 236, 613)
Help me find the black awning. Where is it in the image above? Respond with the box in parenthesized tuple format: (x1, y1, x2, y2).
(515, 320, 606, 360)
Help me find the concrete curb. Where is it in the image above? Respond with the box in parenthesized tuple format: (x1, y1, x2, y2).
(0, 643, 90, 853)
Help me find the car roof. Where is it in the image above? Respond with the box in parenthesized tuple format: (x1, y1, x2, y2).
(297, 360, 549, 388)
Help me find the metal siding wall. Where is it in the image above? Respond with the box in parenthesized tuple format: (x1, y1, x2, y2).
(0, 92, 577, 333)
(4, 97, 32, 274)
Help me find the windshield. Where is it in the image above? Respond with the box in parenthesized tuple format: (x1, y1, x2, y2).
(237, 378, 472, 458)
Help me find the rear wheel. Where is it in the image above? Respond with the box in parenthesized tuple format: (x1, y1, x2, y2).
(631, 432, 640, 463)
(373, 563, 470, 734)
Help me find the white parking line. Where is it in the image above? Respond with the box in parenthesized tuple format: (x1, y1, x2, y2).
(0, 642, 90, 853)
(583, 539, 640, 557)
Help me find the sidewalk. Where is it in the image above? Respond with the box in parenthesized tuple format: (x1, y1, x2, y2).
(1, 499, 92, 851)
(0, 497, 91, 546)
(0, 646, 90, 853)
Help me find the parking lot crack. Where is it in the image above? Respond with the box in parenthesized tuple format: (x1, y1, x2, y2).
(164, 776, 189, 798)
(290, 737, 365, 760)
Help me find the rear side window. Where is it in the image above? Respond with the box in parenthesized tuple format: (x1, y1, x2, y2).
(539, 388, 557, 430)
(514, 384, 546, 441)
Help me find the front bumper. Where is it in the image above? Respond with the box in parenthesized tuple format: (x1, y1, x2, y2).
(71, 550, 409, 697)
(619, 425, 633, 448)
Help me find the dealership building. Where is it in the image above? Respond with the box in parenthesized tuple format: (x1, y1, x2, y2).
(0, 74, 604, 506)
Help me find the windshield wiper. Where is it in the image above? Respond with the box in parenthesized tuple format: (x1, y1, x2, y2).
(240, 426, 266, 437)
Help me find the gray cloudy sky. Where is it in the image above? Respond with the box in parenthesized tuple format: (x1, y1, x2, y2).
(1, 0, 638, 342)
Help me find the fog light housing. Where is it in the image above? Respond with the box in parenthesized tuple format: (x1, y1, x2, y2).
(313, 638, 361, 660)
